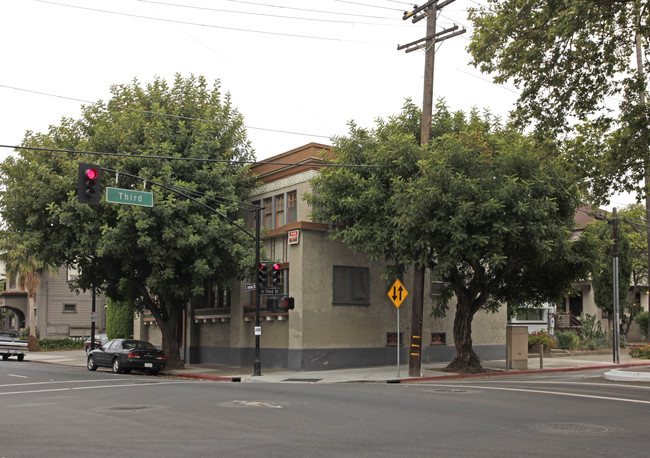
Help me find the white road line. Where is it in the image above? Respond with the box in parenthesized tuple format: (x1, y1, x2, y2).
(7, 374, 29, 379)
(0, 380, 191, 396)
(0, 378, 133, 388)
(457, 380, 650, 390)
(423, 383, 650, 405)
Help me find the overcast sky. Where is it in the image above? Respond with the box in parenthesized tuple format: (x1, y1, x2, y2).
(0, 0, 635, 209)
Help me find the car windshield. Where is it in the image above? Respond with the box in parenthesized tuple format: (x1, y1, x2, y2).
(122, 340, 156, 350)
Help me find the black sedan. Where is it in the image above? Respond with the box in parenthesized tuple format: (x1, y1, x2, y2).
(87, 339, 166, 375)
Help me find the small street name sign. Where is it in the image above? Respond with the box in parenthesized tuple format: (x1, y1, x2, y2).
(106, 187, 153, 207)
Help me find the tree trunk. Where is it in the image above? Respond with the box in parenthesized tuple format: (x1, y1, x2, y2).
(27, 295, 41, 351)
(442, 298, 485, 374)
(158, 305, 184, 370)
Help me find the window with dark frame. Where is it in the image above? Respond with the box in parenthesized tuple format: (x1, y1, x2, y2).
(333, 266, 369, 305)
(431, 332, 446, 345)
(254, 191, 298, 230)
(287, 191, 297, 223)
(263, 198, 273, 229)
(63, 303, 77, 313)
(515, 308, 544, 321)
(275, 194, 285, 228)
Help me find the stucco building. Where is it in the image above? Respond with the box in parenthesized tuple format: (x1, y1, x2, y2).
(135, 143, 507, 370)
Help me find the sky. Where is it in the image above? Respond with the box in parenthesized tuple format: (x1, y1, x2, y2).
(0, 0, 636, 209)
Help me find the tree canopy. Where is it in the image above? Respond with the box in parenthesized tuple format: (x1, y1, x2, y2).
(0, 74, 257, 368)
(468, 0, 649, 201)
(308, 101, 587, 373)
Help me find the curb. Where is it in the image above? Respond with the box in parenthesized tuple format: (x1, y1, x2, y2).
(390, 361, 650, 384)
(170, 372, 242, 382)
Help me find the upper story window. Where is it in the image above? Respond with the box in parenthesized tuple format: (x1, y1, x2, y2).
(287, 191, 297, 223)
(333, 266, 369, 306)
(254, 191, 298, 230)
(263, 198, 273, 229)
(275, 194, 285, 228)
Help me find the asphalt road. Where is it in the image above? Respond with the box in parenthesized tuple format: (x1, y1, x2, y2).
(1, 361, 649, 457)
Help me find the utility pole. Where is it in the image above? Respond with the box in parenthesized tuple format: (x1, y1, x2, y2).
(398, 1, 465, 377)
(612, 208, 621, 364)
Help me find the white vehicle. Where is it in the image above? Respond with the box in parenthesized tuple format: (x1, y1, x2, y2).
(0, 330, 29, 361)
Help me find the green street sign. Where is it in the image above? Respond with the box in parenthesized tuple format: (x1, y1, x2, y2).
(105, 187, 153, 207)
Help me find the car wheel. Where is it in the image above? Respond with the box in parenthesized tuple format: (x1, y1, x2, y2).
(149, 370, 159, 376)
(17, 354, 24, 361)
(112, 357, 123, 374)
(87, 355, 97, 371)
(2, 355, 8, 361)
(85, 347, 90, 355)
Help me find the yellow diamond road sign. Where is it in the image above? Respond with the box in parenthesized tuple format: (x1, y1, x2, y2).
(388, 279, 408, 309)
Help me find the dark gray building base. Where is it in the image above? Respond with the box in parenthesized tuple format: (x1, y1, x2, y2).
(188, 344, 505, 371)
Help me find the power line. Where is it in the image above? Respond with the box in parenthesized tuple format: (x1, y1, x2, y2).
(35, 0, 386, 44)
(136, 0, 407, 27)
(0, 144, 387, 169)
(0, 84, 331, 140)
(330, 0, 403, 11)
(139, 0, 398, 21)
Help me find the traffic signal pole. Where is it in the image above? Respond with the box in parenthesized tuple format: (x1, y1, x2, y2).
(253, 207, 262, 376)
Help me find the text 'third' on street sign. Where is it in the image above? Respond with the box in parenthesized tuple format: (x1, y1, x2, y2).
(259, 287, 281, 296)
(106, 187, 153, 207)
(388, 279, 408, 309)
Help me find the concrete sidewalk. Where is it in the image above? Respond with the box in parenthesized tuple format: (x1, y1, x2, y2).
(21, 349, 650, 383)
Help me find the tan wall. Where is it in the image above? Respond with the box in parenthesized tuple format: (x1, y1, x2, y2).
(36, 267, 107, 336)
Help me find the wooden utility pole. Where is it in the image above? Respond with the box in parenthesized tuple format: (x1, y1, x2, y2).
(398, 1, 465, 377)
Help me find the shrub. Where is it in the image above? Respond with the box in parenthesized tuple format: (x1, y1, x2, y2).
(634, 312, 648, 339)
(555, 331, 579, 350)
(106, 298, 134, 339)
(629, 344, 650, 359)
(528, 329, 557, 351)
(38, 337, 85, 351)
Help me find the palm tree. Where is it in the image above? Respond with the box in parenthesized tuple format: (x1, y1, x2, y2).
(0, 241, 49, 351)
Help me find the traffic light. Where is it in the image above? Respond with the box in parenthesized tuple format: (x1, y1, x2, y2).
(282, 297, 295, 310)
(256, 262, 268, 288)
(270, 262, 282, 286)
(78, 163, 102, 205)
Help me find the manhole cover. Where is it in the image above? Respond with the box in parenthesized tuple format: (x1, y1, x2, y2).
(106, 406, 152, 412)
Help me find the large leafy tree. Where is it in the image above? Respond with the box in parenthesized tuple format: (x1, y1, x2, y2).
(308, 102, 586, 373)
(0, 75, 257, 368)
(468, 0, 650, 283)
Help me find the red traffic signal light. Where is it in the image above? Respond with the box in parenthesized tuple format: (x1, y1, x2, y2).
(86, 168, 98, 181)
(78, 163, 102, 205)
(271, 263, 281, 285)
(257, 263, 268, 286)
